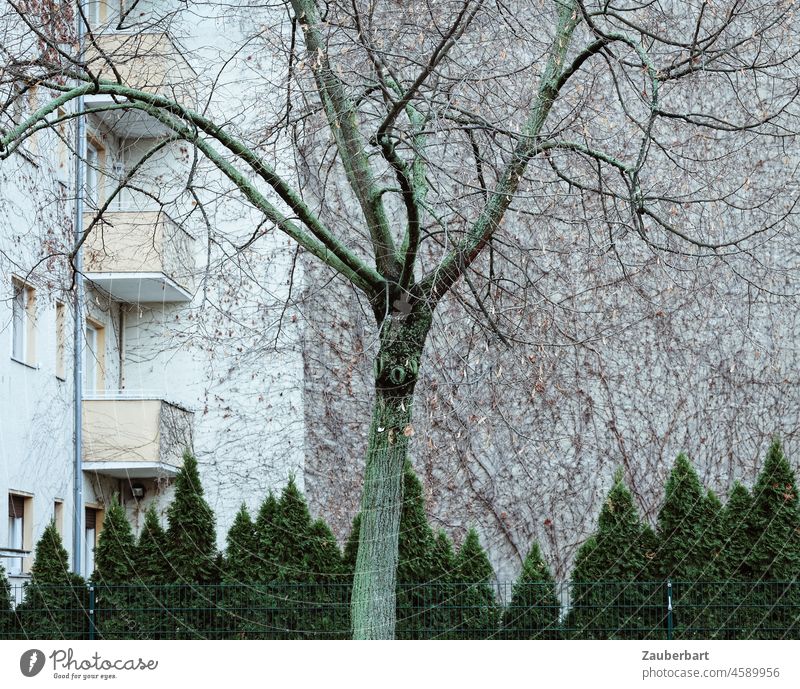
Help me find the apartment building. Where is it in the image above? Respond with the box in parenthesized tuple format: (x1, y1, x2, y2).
(1, 1, 306, 585)
(5, 2, 800, 591)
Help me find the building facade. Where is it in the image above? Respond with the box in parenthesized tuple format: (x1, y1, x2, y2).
(3, 1, 800, 590)
(1, 0, 307, 586)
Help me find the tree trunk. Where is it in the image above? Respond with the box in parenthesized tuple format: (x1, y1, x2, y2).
(351, 308, 431, 639)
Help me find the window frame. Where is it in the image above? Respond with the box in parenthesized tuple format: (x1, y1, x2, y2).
(85, 135, 106, 209)
(53, 499, 64, 537)
(85, 0, 109, 29)
(84, 317, 106, 394)
(55, 301, 66, 380)
(10, 277, 36, 368)
(5, 492, 33, 576)
(83, 505, 104, 578)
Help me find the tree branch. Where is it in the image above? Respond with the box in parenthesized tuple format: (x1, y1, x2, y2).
(290, 0, 399, 278)
(420, 0, 582, 304)
(1, 79, 383, 293)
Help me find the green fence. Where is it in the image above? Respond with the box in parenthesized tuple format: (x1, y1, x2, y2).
(1, 581, 797, 640)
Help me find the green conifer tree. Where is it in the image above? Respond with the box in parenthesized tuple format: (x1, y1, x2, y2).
(656, 455, 715, 638)
(135, 505, 169, 583)
(307, 519, 343, 582)
(568, 470, 654, 639)
(638, 523, 662, 634)
(343, 512, 361, 582)
(0, 563, 16, 639)
(453, 528, 499, 639)
(432, 529, 456, 580)
(93, 497, 136, 584)
(700, 490, 727, 578)
(693, 489, 729, 639)
(132, 505, 170, 638)
(274, 478, 313, 582)
(221, 504, 259, 637)
(29, 522, 72, 582)
(748, 439, 800, 638)
(224, 504, 258, 584)
(396, 461, 437, 639)
(501, 542, 560, 639)
(342, 513, 361, 638)
(717, 482, 758, 638)
(18, 522, 87, 639)
(254, 492, 280, 583)
(749, 439, 800, 578)
(398, 461, 436, 582)
(721, 482, 755, 579)
(430, 529, 457, 638)
(272, 478, 314, 638)
(656, 454, 708, 580)
(165, 451, 218, 637)
(639, 523, 659, 579)
(92, 497, 139, 639)
(241, 493, 282, 638)
(165, 451, 218, 584)
(306, 519, 346, 637)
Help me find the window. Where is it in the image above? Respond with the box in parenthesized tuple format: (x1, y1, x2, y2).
(53, 500, 64, 537)
(6, 495, 24, 575)
(111, 150, 127, 210)
(84, 506, 104, 577)
(6, 493, 32, 576)
(84, 318, 105, 393)
(26, 86, 38, 155)
(55, 301, 66, 379)
(85, 0, 106, 28)
(11, 278, 36, 366)
(12, 283, 24, 359)
(85, 138, 105, 209)
(56, 106, 69, 179)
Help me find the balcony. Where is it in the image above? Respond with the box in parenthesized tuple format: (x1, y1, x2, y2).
(82, 395, 194, 479)
(83, 32, 197, 137)
(83, 210, 195, 303)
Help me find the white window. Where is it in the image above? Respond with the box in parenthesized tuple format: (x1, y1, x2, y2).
(56, 106, 68, 176)
(55, 301, 66, 379)
(86, 0, 103, 28)
(111, 157, 126, 210)
(85, 139, 104, 208)
(26, 87, 39, 155)
(85, 322, 97, 392)
(84, 320, 105, 393)
(12, 284, 25, 360)
(11, 278, 36, 365)
(54, 500, 64, 537)
(6, 494, 27, 576)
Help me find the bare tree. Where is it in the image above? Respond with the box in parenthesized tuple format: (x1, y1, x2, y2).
(2, 0, 800, 637)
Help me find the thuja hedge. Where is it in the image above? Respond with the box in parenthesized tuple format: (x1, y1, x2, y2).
(4, 441, 799, 640)
(565, 439, 800, 639)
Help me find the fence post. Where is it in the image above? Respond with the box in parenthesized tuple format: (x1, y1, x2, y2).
(666, 580, 673, 641)
(88, 585, 96, 641)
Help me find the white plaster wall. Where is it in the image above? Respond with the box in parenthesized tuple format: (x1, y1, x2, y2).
(0, 117, 78, 580)
(0, 0, 308, 566)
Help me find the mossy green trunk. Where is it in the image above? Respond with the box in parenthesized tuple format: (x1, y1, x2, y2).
(351, 309, 430, 639)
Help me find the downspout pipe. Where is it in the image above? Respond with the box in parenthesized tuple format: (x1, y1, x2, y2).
(72, 1, 86, 577)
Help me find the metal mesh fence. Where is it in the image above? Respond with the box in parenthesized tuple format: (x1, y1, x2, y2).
(0, 581, 797, 640)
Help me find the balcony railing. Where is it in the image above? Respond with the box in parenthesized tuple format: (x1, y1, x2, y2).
(0, 549, 30, 586)
(83, 210, 195, 303)
(82, 395, 193, 478)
